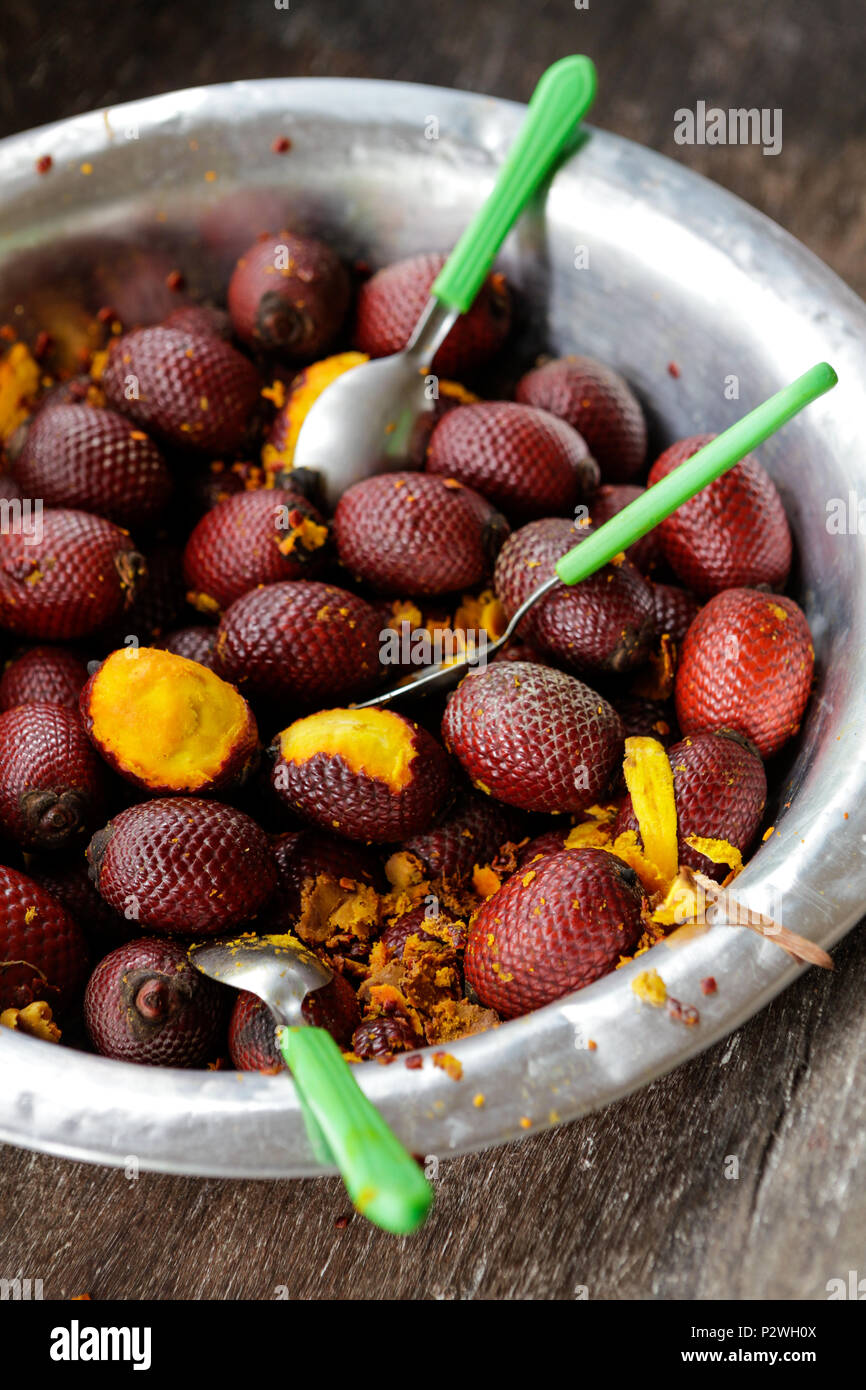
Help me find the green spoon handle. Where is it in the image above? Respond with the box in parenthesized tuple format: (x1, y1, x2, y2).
(278, 1024, 433, 1235)
(555, 361, 838, 587)
(432, 55, 597, 314)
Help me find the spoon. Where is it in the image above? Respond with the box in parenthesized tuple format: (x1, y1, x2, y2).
(356, 361, 838, 709)
(291, 55, 598, 509)
(188, 932, 433, 1235)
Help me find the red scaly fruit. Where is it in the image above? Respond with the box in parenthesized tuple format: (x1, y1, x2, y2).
(228, 974, 360, 1071)
(100, 326, 261, 454)
(96, 540, 185, 648)
(214, 580, 382, 706)
(465, 847, 645, 1017)
(380, 906, 466, 959)
(162, 304, 232, 340)
(87, 797, 277, 934)
(0, 509, 144, 641)
(14, 405, 173, 527)
(651, 582, 701, 645)
(28, 851, 136, 954)
(587, 484, 662, 574)
(494, 517, 655, 677)
(156, 625, 218, 669)
(334, 472, 509, 597)
(614, 729, 767, 881)
(0, 703, 106, 851)
(258, 828, 381, 933)
(400, 790, 522, 886)
(675, 588, 814, 758)
(184, 459, 268, 517)
(0, 865, 88, 1013)
(647, 435, 792, 596)
(0, 645, 89, 711)
(228, 233, 351, 360)
(354, 252, 511, 377)
(515, 829, 570, 869)
(442, 661, 624, 814)
(182, 487, 329, 615)
(84, 937, 227, 1066)
(515, 355, 647, 483)
(425, 402, 599, 522)
(612, 695, 677, 748)
(352, 1015, 420, 1059)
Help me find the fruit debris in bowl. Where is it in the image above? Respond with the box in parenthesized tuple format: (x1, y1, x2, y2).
(0, 233, 826, 1069)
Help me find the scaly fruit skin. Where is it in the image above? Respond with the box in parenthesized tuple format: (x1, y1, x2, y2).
(272, 707, 453, 843)
(162, 304, 232, 340)
(0, 509, 144, 641)
(270, 829, 380, 909)
(156, 625, 217, 669)
(612, 695, 677, 747)
(96, 540, 185, 649)
(215, 580, 382, 706)
(84, 937, 227, 1066)
(466, 847, 645, 1017)
(401, 790, 521, 885)
(675, 589, 814, 758)
(352, 1015, 419, 1059)
(648, 436, 792, 596)
(101, 326, 261, 454)
(87, 797, 277, 934)
(0, 645, 89, 711)
(588, 485, 661, 574)
(229, 971, 360, 1071)
(0, 703, 106, 851)
(515, 355, 647, 483)
(425, 401, 599, 522)
(182, 487, 329, 614)
(28, 851, 135, 955)
(354, 252, 511, 377)
(15, 405, 173, 527)
(494, 518, 655, 677)
(615, 730, 767, 880)
(334, 472, 509, 597)
(0, 865, 88, 1013)
(227, 233, 351, 359)
(651, 582, 701, 645)
(442, 661, 624, 814)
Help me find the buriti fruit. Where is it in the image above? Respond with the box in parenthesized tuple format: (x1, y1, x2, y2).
(0, 703, 106, 851)
(515, 355, 647, 484)
(156, 625, 217, 669)
(650, 582, 701, 645)
(465, 847, 646, 1016)
(271, 707, 453, 842)
(87, 797, 277, 934)
(28, 850, 135, 955)
(494, 517, 655, 677)
(399, 790, 521, 887)
(352, 1015, 420, 1060)
(647, 435, 792, 596)
(228, 972, 360, 1071)
(162, 303, 232, 340)
(14, 404, 173, 527)
(587, 484, 662, 574)
(100, 325, 261, 453)
(333, 472, 509, 596)
(441, 661, 624, 813)
(182, 487, 329, 615)
(0, 645, 89, 712)
(99, 540, 185, 648)
(354, 252, 511, 377)
(80, 647, 259, 796)
(262, 351, 368, 476)
(215, 580, 383, 706)
(0, 509, 144, 641)
(258, 828, 381, 944)
(0, 865, 88, 1013)
(675, 588, 814, 758)
(227, 233, 351, 359)
(425, 401, 599, 522)
(84, 937, 227, 1066)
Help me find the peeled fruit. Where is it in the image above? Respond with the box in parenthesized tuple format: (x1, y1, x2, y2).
(0, 864, 88, 1013)
(441, 661, 624, 814)
(0, 702, 106, 851)
(228, 973, 360, 1071)
(80, 646, 259, 796)
(271, 706, 453, 843)
(0, 645, 89, 712)
(227, 233, 351, 359)
(400, 790, 521, 886)
(515, 355, 647, 484)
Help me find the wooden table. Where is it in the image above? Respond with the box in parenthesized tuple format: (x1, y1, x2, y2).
(1, 0, 864, 1300)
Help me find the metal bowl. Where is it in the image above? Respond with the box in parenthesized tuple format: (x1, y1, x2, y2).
(1, 79, 864, 1177)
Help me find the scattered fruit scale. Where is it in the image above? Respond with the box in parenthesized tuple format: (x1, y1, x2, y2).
(0, 236, 823, 1073)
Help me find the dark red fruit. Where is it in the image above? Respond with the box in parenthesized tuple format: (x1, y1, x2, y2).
(587, 485, 661, 573)
(354, 252, 511, 377)
(334, 472, 508, 596)
(215, 580, 382, 706)
(465, 847, 645, 1016)
(0, 703, 106, 851)
(400, 790, 520, 885)
(515, 355, 647, 483)
(494, 517, 655, 677)
(442, 661, 624, 814)
(651, 582, 701, 645)
(352, 1015, 419, 1059)
(675, 589, 814, 758)
(156, 625, 218, 669)
(258, 828, 380, 942)
(0, 509, 144, 640)
(28, 851, 135, 953)
(612, 695, 677, 747)
(229, 974, 360, 1071)
(0, 645, 89, 711)
(162, 304, 232, 340)
(228, 233, 350, 360)
(15, 405, 173, 526)
(0, 864, 88, 1013)
(87, 797, 277, 934)
(100, 326, 261, 453)
(647, 436, 792, 596)
(425, 402, 599, 522)
(183, 487, 328, 614)
(84, 937, 227, 1066)
(379, 907, 443, 960)
(97, 540, 185, 647)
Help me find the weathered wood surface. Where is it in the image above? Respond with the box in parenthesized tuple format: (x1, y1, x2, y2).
(1, 0, 864, 1300)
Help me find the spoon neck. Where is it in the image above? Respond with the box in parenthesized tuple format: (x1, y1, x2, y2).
(405, 297, 460, 367)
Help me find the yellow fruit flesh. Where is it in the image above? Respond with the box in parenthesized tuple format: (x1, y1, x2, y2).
(280, 707, 416, 791)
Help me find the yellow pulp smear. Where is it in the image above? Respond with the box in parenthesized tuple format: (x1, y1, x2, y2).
(279, 707, 416, 791)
